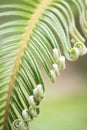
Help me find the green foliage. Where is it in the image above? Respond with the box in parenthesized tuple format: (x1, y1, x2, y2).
(0, 0, 87, 130)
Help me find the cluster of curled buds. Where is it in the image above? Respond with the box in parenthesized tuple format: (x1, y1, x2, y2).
(28, 84, 44, 118)
(52, 44, 87, 81)
(12, 84, 44, 130)
(53, 48, 66, 70)
(50, 48, 66, 82)
(33, 84, 44, 102)
(12, 119, 30, 130)
(70, 42, 87, 61)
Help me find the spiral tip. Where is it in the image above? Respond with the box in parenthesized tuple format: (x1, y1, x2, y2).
(52, 63, 60, 76)
(12, 119, 30, 130)
(22, 109, 31, 121)
(50, 69, 57, 83)
(29, 106, 38, 118)
(74, 42, 87, 56)
(70, 47, 79, 61)
(58, 56, 66, 70)
(53, 48, 59, 63)
(28, 96, 36, 108)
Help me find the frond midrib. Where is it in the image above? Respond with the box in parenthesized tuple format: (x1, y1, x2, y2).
(3, 0, 52, 129)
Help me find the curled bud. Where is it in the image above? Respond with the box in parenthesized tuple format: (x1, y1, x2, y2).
(28, 96, 36, 108)
(52, 63, 60, 76)
(50, 69, 56, 82)
(70, 47, 79, 61)
(53, 48, 59, 63)
(33, 84, 44, 102)
(20, 121, 30, 130)
(22, 109, 31, 121)
(12, 119, 29, 130)
(29, 106, 38, 118)
(58, 56, 66, 70)
(74, 42, 87, 56)
(12, 119, 22, 130)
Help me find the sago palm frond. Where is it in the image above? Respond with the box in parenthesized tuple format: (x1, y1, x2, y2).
(0, 0, 87, 130)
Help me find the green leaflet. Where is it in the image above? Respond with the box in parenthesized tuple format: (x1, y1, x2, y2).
(0, 0, 87, 130)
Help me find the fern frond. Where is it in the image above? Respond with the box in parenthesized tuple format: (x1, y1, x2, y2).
(0, 0, 87, 130)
